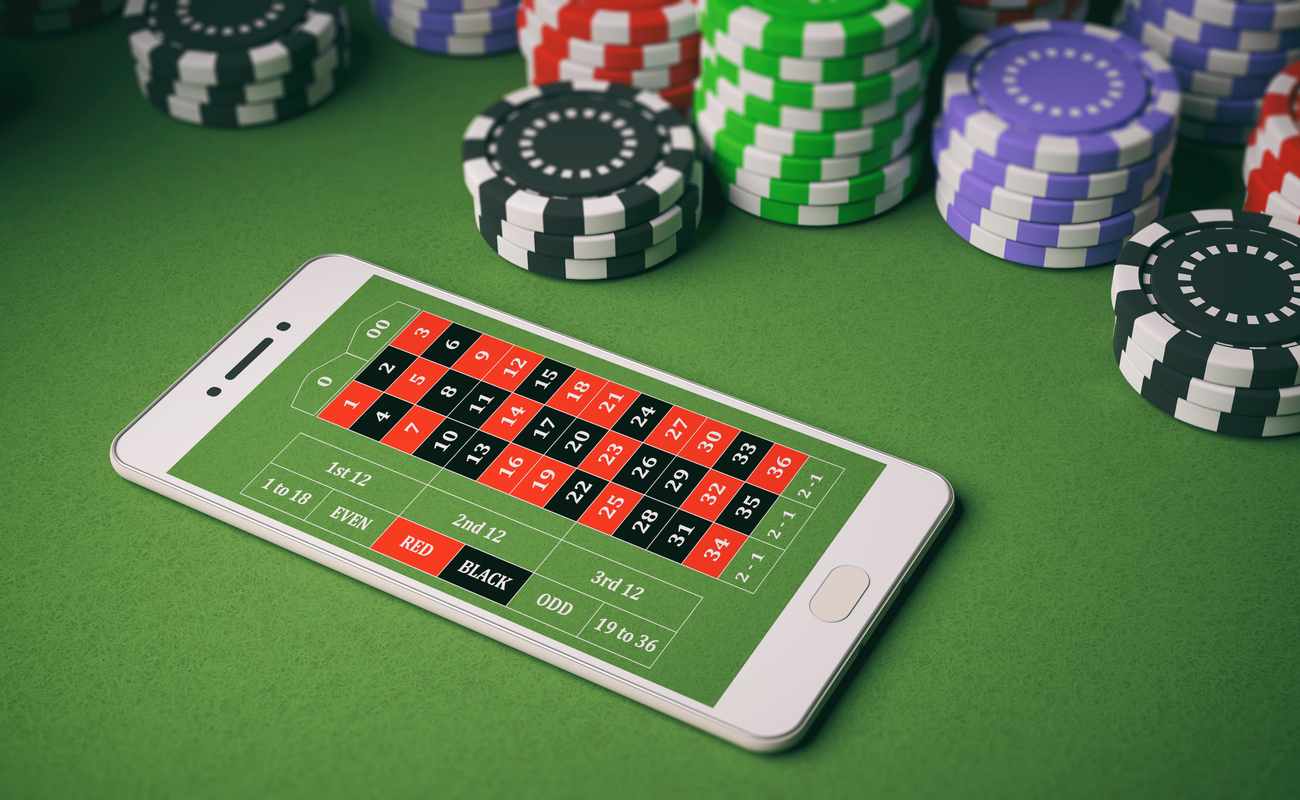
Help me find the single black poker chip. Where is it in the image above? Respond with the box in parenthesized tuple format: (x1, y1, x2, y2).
(462, 80, 697, 237)
(124, 0, 343, 86)
(1111, 210, 1300, 390)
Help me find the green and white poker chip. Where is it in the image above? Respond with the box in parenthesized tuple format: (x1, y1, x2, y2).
(699, 13, 934, 83)
(694, 84, 923, 157)
(697, 67, 924, 133)
(712, 139, 925, 206)
(697, 101, 919, 181)
(724, 167, 920, 225)
(699, 0, 931, 58)
(700, 32, 936, 110)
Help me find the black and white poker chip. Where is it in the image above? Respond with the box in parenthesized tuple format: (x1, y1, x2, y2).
(124, 0, 343, 86)
(1114, 331, 1300, 438)
(461, 80, 697, 237)
(1113, 313, 1300, 418)
(1111, 210, 1300, 390)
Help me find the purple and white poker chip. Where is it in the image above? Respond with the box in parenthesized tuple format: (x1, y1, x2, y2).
(1126, 0, 1300, 53)
(941, 20, 1181, 174)
(1118, 11, 1300, 78)
(932, 134, 1168, 224)
(932, 118, 1173, 201)
(936, 172, 1171, 248)
(1160, 0, 1300, 32)
(934, 181, 1125, 269)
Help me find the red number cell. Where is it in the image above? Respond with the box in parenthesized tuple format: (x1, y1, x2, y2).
(509, 456, 574, 507)
(319, 381, 381, 428)
(645, 406, 704, 454)
(386, 358, 448, 404)
(452, 333, 512, 379)
(380, 406, 445, 453)
(578, 483, 642, 535)
(578, 382, 635, 428)
(390, 312, 451, 355)
(371, 517, 463, 576)
(681, 418, 740, 467)
(578, 430, 639, 480)
(749, 444, 808, 494)
(479, 443, 542, 494)
(683, 525, 747, 578)
(484, 345, 543, 391)
(680, 470, 743, 521)
(547, 369, 606, 416)
(480, 394, 543, 440)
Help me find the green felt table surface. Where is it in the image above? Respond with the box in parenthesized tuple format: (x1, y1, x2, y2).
(3, 2, 1298, 797)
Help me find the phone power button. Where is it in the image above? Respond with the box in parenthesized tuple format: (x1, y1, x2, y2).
(809, 566, 871, 623)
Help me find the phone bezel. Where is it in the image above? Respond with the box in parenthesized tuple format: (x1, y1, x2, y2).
(110, 254, 954, 751)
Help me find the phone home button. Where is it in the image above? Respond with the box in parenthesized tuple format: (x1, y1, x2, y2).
(809, 566, 871, 623)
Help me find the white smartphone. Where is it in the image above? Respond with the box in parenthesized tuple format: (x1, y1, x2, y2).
(111, 254, 953, 751)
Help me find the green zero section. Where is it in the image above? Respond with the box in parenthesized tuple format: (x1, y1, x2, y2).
(535, 540, 700, 631)
(507, 576, 603, 637)
(348, 301, 418, 360)
(404, 476, 564, 570)
(170, 275, 885, 706)
(292, 353, 367, 415)
(581, 604, 676, 669)
(304, 494, 397, 546)
(273, 434, 427, 513)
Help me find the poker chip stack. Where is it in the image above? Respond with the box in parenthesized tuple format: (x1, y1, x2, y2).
(1, 0, 122, 34)
(1110, 210, 1300, 438)
(1116, 0, 1300, 146)
(517, 0, 700, 113)
(952, 0, 1089, 36)
(1244, 60, 1300, 219)
(693, 0, 934, 227)
(374, 0, 519, 56)
(127, 0, 353, 129)
(933, 20, 1180, 269)
(462, 81, 701, 280)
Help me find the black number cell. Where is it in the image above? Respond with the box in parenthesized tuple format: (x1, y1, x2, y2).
(514, 358, 575, 403)
(438, 546, 530, 605)
(714, 431, 775, 481)
(423, 323, 482, 366)
(417, 370, 479, 415)
(612, 394, 673, 440)
(444, 431, 509, 480)
(413, 417, 476, 466)
(612, 443, 672, 493)
(717, 484, 778, 535)
(646, 457, 708, 507)
(349, 394, 412, 441)
(547, 417, 606, 466)
(613, 496, 674, 548)
(515, 406, 574, 453)
(544, 471, 608, 521)
(355, 346, 416, 392)
(449, 382, 507, 428)
(648, 510, 710, 563)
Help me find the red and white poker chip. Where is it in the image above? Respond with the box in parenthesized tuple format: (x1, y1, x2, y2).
(517, 1, 699, 68)
(1245, 167, 1300, 222)
(523, 0, 697, 46)
(520, 23, 699, 89)
(1244, 60, 1300, 215)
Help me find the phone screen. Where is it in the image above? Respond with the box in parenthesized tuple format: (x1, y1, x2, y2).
(171, 275, 885, 706)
